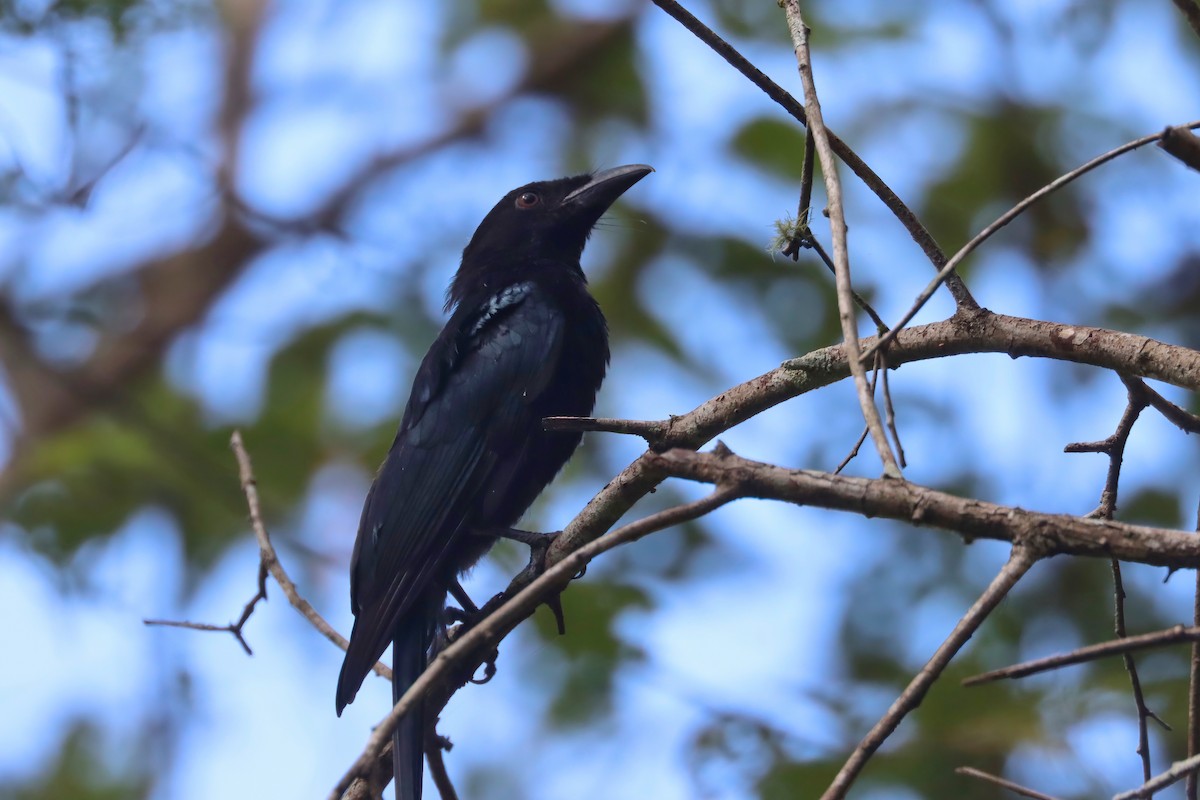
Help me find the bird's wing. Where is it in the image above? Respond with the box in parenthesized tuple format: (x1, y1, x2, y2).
(338, 281, 563, 702)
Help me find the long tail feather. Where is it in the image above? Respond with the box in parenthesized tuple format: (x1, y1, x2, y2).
(392, 609, 433, 800)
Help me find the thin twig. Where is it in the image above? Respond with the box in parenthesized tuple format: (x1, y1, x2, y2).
(143, 606, 262, 655)
(1114, 559, 1167, 784)
(781, 124, 817, 260)
(230, 431, 392, 680)
(425, 731, 459, 800)
(1064, 390, 1147, 519)
(860, 120, 1200, 365)
(1113, 752, 1200, 800)
(1065, 380, 1165, 775)
(784, 4, 901, 479)
(330, 486, 743, 799)
(647, 0, 977, 310)
(834, 426, 870, 474)
(964, 625, 1200, 685)
(1122, 374, 1200, 435)
(543, 416, 670, 449)
(142, 436, 359, 664)
(955, 766, 1064, 800)
(806, 237, 889, 334)
(820, 546, 1040, 800)
(145, 556, 267, 654)
(833, 363, 880, 473)
(880, 351, 906, 468)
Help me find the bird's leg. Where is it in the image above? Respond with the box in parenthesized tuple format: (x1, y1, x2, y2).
(480, 527, 559, 569)
(448, 578, 480, 618)
(438, 579, 499, 684)
(476, 527, 569, 635)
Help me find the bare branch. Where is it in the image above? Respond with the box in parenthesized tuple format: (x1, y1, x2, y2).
(1112, 558, 1167, 784)
(820, 547, 1040, 800)
(784, 4, 901, 478)
(648, 447, 1200, 568)
(860, 120, 1200, 364)
(647, 0, 977, 309)
(1114, 752, 1200, 800)
(1171, 0, 1200, 41)
(426, 731, 459, 800)
(331, 486, 742, 799)
(965, 625, 1200, 685)
(229, 431, 392, 681)
(1122, 374, 1200, 435)
(955, 766, 1064, 800)
(543, 416, 671, 449)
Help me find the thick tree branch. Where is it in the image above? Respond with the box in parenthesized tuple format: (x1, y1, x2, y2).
(331, 308, 1200, 796)
(610, 311, 1200, 470)
(647, 448, 1200, 568)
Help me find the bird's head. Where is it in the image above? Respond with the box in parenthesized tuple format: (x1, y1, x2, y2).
(452, 164, 653, 301)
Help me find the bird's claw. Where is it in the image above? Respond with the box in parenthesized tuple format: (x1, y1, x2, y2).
(468, 650, 498, 684)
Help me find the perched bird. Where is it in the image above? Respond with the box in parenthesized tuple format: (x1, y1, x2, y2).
(335, 164, 653, 800)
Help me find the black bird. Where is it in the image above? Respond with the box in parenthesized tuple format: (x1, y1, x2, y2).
(335, 164, 652, 800)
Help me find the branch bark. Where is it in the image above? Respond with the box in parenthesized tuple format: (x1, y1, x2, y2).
(647, 447, 1200, 568)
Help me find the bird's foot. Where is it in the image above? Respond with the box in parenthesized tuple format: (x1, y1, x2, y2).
(510, 531, 569, 636)
(479, 527, 573, 635)
(436, 602, 500, 685)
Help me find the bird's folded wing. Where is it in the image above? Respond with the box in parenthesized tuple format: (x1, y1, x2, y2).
(339, 282, 565, 694)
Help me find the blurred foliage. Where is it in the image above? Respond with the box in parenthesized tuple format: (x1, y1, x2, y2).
(733, 117, 810, 182)
(923, 103, 1089, 267)
(13, 724, 153, 800)
(4, 0, 1200, 798)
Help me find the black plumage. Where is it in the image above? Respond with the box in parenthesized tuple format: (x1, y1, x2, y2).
(335, 164, 652, 800)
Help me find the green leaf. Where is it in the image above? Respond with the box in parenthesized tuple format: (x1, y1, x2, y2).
(732, 117, 809, 181)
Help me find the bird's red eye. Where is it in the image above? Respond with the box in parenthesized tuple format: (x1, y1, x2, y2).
(515, 192, 540, 209)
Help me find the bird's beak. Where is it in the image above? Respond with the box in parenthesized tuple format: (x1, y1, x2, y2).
(563, 164, 654, 208)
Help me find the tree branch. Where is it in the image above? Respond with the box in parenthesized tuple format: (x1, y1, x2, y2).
(964, 625, 1200, 685)
(785, 4, 901, 478)
(228, 431, 390, 679)
(327, 308, 1200, 796)
(861, 120, 1200, 364)
(647, 447, 1200, 568)
(648, 0, 977, 309)
(1169, 0, 1200, 42)
(955, 766, 1064, 800)
(820, 546, 1040, 800)
(331, 485, 742, 799)
(1114, 752, 1200, 800)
